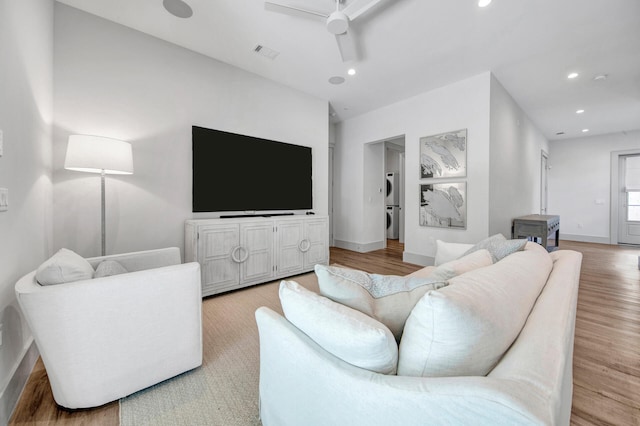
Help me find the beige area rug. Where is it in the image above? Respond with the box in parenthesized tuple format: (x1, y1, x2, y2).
(119, 271, 320, 426)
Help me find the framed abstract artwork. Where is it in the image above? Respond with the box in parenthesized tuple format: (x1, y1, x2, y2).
(419, 182, 466, 229)
(419, 129, 467, 179)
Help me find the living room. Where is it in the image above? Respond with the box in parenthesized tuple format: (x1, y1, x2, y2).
(1, 0, 639, 425)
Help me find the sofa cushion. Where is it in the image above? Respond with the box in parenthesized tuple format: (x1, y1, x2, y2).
(463, 234, 527, 262)
(315, 265, 448, 341)
(434, 240, 474, 266)
(279, 280, 398, 374)
(397, 246, 553, 377)
(94, 260, 128, 278)
(36, 248, 94, 286)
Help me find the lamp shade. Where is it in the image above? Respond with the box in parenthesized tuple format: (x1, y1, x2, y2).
(64, 135, 134, 175)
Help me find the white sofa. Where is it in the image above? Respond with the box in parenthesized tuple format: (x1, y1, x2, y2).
(15, 247, 202, 409)
(256, 243, 582, 425)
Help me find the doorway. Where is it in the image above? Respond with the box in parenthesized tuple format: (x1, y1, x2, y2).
(541, 150, 549, 214)
(617, 154, 640, 245)
(384, 138, 405, 244)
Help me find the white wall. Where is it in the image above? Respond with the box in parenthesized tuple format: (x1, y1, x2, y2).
(489, 75, 550, 238)
(0, 0, 52, 422)
(549, 130, 640, 242)
(334, 73, 492, 263)
(53, 4, 329, 257)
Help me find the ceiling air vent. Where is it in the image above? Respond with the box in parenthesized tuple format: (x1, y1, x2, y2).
(254, 44, 280, 60)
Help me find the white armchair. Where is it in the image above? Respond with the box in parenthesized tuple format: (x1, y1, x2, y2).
(15, 247, 202, 409)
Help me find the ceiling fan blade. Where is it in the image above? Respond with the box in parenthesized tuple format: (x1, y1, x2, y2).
(335, 31, 357, 62)
(264, 1, 328, 22)
(342, 0, 384, 20)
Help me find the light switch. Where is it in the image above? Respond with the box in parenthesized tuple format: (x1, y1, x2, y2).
(0, 188, 8, 212)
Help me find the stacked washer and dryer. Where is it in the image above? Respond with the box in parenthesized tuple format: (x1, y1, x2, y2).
(385, 172, 400, 239)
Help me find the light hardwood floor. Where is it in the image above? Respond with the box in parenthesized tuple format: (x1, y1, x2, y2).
(9, 240, 640, 425)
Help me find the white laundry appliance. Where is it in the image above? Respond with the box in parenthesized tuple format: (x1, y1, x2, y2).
(386, 173, 400, 239)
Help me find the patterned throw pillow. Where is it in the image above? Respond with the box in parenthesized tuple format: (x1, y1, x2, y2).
(315, 265, 448, 341)
(462, 234, 527, 262)
(94, 260, 128, 278)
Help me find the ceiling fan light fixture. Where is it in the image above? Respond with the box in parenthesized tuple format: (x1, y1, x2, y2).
(327, 11, 349, 34)
(163, 0, 193, 18)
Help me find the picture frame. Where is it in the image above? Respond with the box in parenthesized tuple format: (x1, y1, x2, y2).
(419, 129, 467, 179)
(419, 182, 466, 229)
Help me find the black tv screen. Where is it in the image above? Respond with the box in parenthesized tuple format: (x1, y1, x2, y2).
(192, 126, 313, 213)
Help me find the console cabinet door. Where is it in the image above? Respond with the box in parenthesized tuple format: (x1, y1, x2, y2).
(276, 220, 305, 276)
(303, 218, 329, 269)
(198, 224, 240, 296)
(239, 222, 275, 285)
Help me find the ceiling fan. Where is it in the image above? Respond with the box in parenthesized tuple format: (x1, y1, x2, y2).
(264, 0, 384, 62)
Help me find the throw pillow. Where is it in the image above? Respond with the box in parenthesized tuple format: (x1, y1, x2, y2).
(462, 234, 527, 262)
(428, 249, 493, 281)
(397, 246, 553, 377)
(279, 280, 398, 374)
(434, 240, 474, 266)
(94, 260, 128, 278)
(36, 248, 94, 286)
(315, 265, 448, 341)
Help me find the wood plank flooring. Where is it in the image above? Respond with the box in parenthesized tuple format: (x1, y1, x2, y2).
(9, 239, 640, 425)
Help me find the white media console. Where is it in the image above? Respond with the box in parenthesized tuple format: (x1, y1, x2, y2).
(185, 215, 329, 297)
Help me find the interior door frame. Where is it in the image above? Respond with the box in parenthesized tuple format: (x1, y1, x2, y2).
(541, 150, 549, 214)
(609, 149, 640, 244)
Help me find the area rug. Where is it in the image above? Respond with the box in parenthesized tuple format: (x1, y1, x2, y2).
(119, 271, 320, 426)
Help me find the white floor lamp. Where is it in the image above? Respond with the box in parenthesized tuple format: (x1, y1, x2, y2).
(64, 135, 134, 256)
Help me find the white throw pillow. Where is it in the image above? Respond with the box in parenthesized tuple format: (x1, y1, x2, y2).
(94, 260, 128, 278)
(315, 265, 447, 341)
(434, 240, 474, 266)
(428, 249, 493, 281)
(397, 246, 553, 377)
(279, 280, 398, 374)
(36, 248, 94, 286)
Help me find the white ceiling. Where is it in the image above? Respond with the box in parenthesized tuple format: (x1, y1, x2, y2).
(55, 0, 640, 141)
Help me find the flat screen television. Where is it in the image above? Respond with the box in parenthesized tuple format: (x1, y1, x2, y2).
(192, 126, 313, 213)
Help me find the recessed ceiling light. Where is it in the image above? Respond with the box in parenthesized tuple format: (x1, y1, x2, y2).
(328, 76, 345, 85)
(576, 109, 585, 114)
(593, 74, 608, 81)
(567, 72, 579, 79)
(163, 0, 193, 18)
(478, 0, 492, 7)
(347, 68, 356, 76)
(582, 129, 590, 133)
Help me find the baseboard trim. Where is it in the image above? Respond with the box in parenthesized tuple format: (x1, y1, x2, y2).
(0, 338, 39, 425)
(562, 234, 611, 244)
(333, 240, 385, 253)
(403, 251, 433, 267)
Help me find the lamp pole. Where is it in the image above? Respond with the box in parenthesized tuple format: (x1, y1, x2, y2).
(101, 169, 106, 256)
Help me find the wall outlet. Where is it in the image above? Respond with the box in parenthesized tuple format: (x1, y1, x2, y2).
(0, 188, 7, 212)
